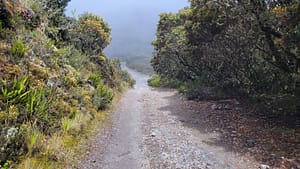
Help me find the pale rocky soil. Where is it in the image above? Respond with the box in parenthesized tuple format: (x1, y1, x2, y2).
(77, 67, 262, 169)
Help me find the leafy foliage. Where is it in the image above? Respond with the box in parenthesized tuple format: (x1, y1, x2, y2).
(69, 13, 111, 55)
(10, 39, 28, 58)
(148, 75, 163, 87)
(0, 76, 61, 132)
(93, 82, 113, 110)
(41, 0, 71, 27)
(151, 0, 300, 115)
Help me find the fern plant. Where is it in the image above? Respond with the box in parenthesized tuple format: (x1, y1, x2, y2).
(1, 77, 30, 103)
(10, 38, 28, 58)
(62, 117, 72, 133)
(25, 128, 41, 155)
(92, 83, 113, 110)
(88, 73, 102, 87)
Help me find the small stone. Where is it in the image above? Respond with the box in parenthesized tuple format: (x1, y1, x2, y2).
(245, 139, 255, 147)
(191, 120, 198, 125)
(224, 104, 231, 110)
(87, 80, 93, 85)
(151, 132, 156, 137)
(235, 107, 242, 111)
(259, 164, 270, 169)
(211, 104, 218, 110)
(230, 134, 237, 137)
(179, 119, 185, 122)
(6, 127, 18, 139)
(91, 160, 96, 163)
(46, 79, 55, 87)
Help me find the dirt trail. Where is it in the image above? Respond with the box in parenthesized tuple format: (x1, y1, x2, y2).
(78, 65, 259, 169)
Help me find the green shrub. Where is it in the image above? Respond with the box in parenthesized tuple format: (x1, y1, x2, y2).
(24, 127, 43, 156)
(177, 85, 187, 93)
(88, 73, 114, 110)
(148, 75, 162, 87)
(53, 47, 69, 56)
(0, 76, 64, 163)
(1, 77, 30, 104)
(71, 13, 111, 55)
(148, 75, 182, 88)
(10, 39, 27, 58)
(184, 80, 227, 100)
(88, 73, 102, 87)
(163, 79, 181, 88)
(1, 162, 10, 169)
(120, 70, 136, 87)
(0, 76, 61, 132)
(67, 47, 88, 70)
(61, 118, 72, 134)
(92, 83, 113, 110)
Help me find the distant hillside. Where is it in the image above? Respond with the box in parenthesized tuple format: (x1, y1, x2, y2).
(118, 56, 154, 75)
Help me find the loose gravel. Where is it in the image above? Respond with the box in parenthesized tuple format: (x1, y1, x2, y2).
(78, 66, 259, 169)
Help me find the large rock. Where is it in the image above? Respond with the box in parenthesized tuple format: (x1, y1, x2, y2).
(259, 164, 270, 169)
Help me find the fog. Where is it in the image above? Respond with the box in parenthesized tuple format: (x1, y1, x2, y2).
(66, 0, 189, 58)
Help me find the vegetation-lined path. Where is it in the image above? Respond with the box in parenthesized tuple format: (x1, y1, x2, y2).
(78, 66, 259, 169)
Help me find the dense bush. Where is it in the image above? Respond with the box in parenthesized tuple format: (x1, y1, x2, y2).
(148, 75, 182, 88)
(0, 76, 62, 164)
(151, 0, 300, 115)
(148, 75, 163, 88)
(69, 13, 111, 55)
(93, 82, 113, 110)
(10, 39, 27, 58)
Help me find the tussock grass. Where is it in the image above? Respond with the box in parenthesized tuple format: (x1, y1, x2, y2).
(16, 92, 123, 169)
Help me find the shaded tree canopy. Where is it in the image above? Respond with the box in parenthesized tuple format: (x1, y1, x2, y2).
(152, 0, 300, 114)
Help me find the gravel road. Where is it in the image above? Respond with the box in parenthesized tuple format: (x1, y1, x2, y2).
(78, 65, 259, 169)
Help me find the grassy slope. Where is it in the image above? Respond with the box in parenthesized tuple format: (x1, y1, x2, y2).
(17, 92, 125, 169)
(0, 1, 134, 168)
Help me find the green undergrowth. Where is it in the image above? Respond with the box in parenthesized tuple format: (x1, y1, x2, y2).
(148, 74, 233, 100)
(149, 74, 300, 116)
(148, 75, 186, 91)
(17, 92, 124, 169)
(148, 75, 184, 91)
(147, 74, 163, 88)
(150, 0, 300, 116)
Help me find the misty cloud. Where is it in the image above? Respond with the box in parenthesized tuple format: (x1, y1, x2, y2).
(66, 0, 189, 57)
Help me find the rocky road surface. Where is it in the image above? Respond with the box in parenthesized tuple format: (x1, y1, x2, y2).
(78, 65, 259, 169)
